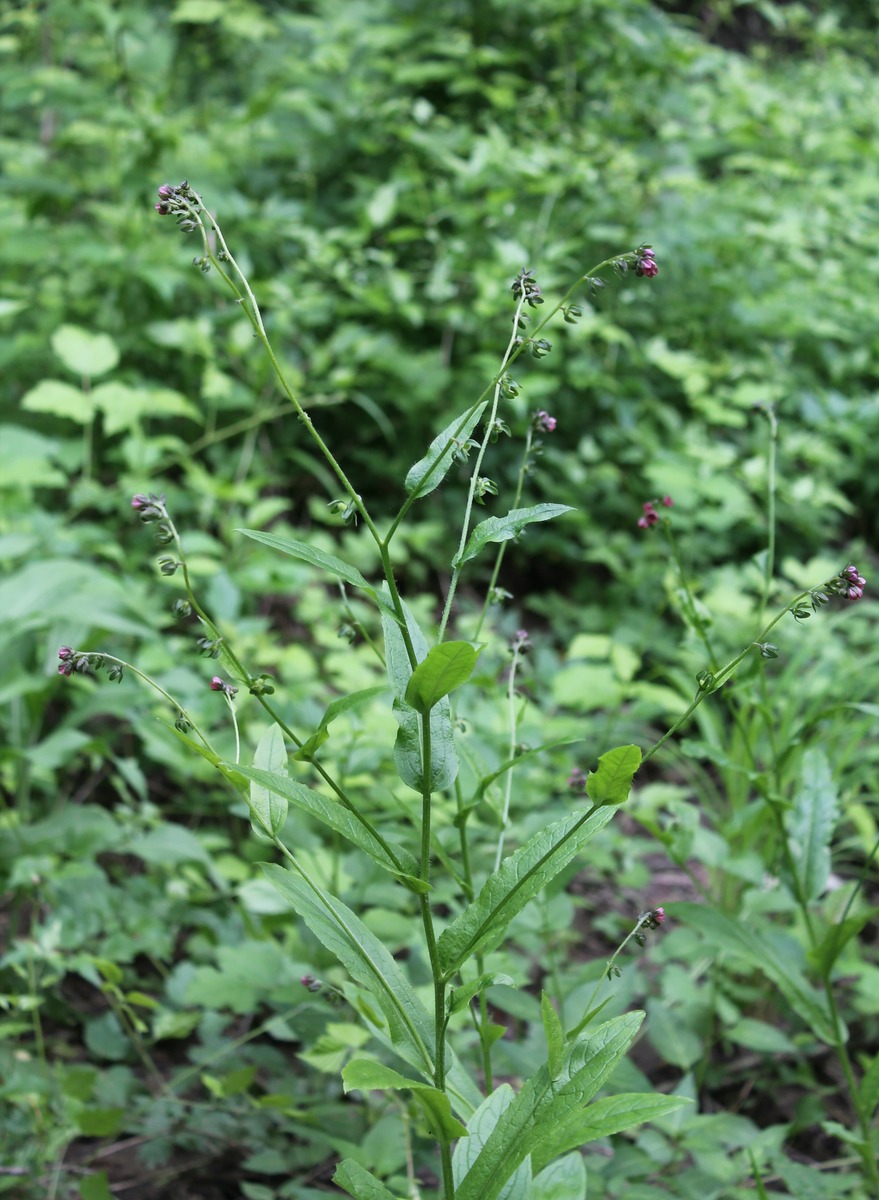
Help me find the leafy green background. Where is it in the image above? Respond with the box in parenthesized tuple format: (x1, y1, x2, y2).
(2, 0, 877, 1197)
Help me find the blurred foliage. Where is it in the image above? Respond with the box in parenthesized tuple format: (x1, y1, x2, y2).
(1, 0, 877, 1196)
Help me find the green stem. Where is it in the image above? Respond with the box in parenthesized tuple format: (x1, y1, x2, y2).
(567, 911, 654, 1042)
(760, 403, 778, 622)
(642, 585, 816, 765)
(386, 253, 636, 549)
(418, 712, 454, 1199)
(473, 426, 534, 642)
(437, 293, 528, 642)
(493, 639, 524, 870)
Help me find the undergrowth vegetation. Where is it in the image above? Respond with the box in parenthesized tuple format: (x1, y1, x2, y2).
(1, 2, 877, 1198)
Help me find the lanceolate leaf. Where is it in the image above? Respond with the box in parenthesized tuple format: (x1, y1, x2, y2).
(342, 1058, 467, 1145)
(673, 902, 836, 1044)
(437, 806, 617, 978)
(453, 504, 575, 569)
(405, 401, 487, 499)
(261, 864, 435, 1075)
(334, 1160, 404, 1200)
(455, 1014, 643, 1200)
(531, 1153, 586, 1200)
(248, 724, 288, 838)
(231, 764, 416, 876)
(530, 1093, 691, 1174)
(404, 641, 481, 714)
(586, 744, 641, 806)
(237, 529, 400, 622)
(787, 746, 838, 902)
(294, 685, 389, 760)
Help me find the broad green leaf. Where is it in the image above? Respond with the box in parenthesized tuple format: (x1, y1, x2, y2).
(230, 765, 416, 877)
(531, 1153, 586, 1200)
(21, 379, 96, 425)
(586, 744, 641, 806)
(52, 324, 119, 377)
(334, 1159, 403, 1200)
(456, 1014, 642, 1200)
(294, 685, 389, 760)
(342, 1058, 467, 1145)
(237, 530, 400, 622)
(248, 724, 288, 838)
(437, 806, 616, 977)
(673, 902, 835, 1044)
(261, 864, 436, 1077)
(453, 504, 575, 569)
(453, 1086, 531, 1200)
(381, 600, 458, 794)
(449, 973, 516, 1016)
(79, 1170, 113, 1200)
(405, 402, 487, 498)
(531, 1093, 691, 1173)
(541, 992, 564, 1080)
(787, 747, 838, 901)
(404, 641, 481, 714)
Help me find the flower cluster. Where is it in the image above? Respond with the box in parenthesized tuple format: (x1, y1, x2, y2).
(634, 246, 658, 278)
(57, 648, 123, 682)
(841, 563, 866, 601)
(154, 180, 195, 218)
(131, 492, 166, 522)
(637, 495, 673, 528)
(510, 267, 544, 309)
(533, 410, 557, 433)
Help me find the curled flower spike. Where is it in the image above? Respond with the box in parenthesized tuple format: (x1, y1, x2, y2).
(642, 907, 666, 931)
(842, 563, 866, 600)
(635, 245, 659, 278)
(533, 410, 557, 433)
(300, 974, 323, 993)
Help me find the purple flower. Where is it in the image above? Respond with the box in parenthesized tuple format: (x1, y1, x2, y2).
(131, 494, 150, 510)
(58, 646, 75, 661)
(637, 501, 659, 529)
(661, 495, 673, 507)
(842, 563, 866, 600)
(635, 246, 659, 278)
(210, 676, 238, 697)
(567, 767, 587, 792)
(534, 410, 557, 433)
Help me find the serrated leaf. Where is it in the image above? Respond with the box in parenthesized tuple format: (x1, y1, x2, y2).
(294, 685, 388, 760)
(230, 765, 415, 877)
(249, 725, 288, 838)
(453, 504, 575, 569)
(237, 530, 401, 622)
(334, 1159, 403, 1200)
(343, 1058, 467, 1145)
(787, 747, 838, 901)
(381, 601, 458, 794)
(404, 641, 481, 714)
(51, 324, 119, 377)
(586, 744, 641, 806)
(437, 806, 616, 977)
(405, 402, 487, 499)
(673, 902, 836, 1044)
(21, 379, 96, 424)
(455, 1014, 642, 1200)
